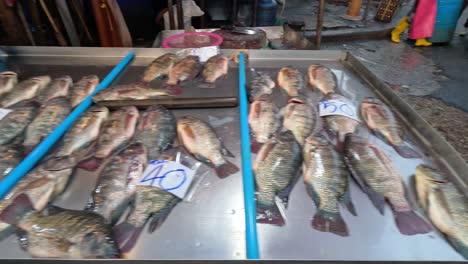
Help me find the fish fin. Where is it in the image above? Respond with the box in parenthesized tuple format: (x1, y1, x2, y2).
(0, 194, 34, 225)
(256, 205, 285, 226)
(340, 188, 357, 216)
(148, 200, 179, 233)
(394, 210, 432, 235)
(448, 236, 468, 260)
(77, 157, 103, 171)
(215, 160, 239, 178)
(312, 210, 349, 237)
(335, 132, 347, 152)
(393, 144, 422, 159)
(82, 231, 121, 259)
(256, 141, 277, 161)
(220, 143, 235, 158)
(116, 224, 144, 254)
(306, 185, 320, 208)
(16, 229, 29, 251)
(277, 172, 300, 208)
(192, 153, 213, 167)
(113, 222, 136, 248)
(44, 156, 77, 171)
(344, 157, 385, 214)
(162, 84, 183, 96)
(45, 204, 68, 215)
(250, 140, 263, 154)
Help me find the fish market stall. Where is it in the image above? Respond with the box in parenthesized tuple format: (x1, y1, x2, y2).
(0, 47, 466, 262)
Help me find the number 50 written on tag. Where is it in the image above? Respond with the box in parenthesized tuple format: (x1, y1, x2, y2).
(319, 99, 360, 121)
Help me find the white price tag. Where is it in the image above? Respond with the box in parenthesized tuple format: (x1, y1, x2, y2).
(319, 99, 360, 121)
(138, 160, 195, 199)
(190, 46, 219, 62)
(0, 108, 12, 120)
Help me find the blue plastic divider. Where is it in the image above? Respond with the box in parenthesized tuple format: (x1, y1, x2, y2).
(238, 53, 260, 259)
(0, 51, 135, 199)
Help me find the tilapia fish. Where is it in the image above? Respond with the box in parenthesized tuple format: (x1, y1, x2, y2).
(23, 97, 71, 153)
(0, 196, 120, 259)
(135, 105, 176, 160)
(202, 54, 229, 83)
(248, 96, 280, 153)
(308, 64, 337, 95)
(0, 166, 74, 239)
(114, 186, 180, 255)
(0, 142, 23, 180)
(141, 53, 177, 83)
(0, 104, 38, 145)
(87, 143, 147, 224)
(322, 93, 359, 150)
(79, 106, 139, 171)
(177, 116, 239, 178)
(0, 71, 18, 96)
(283, 96, 318, 146)
(167, 55, 202, 85)
(37, 76, 72, 104)
(0, 75, 51, 107)
(45, 106, 109, 170)
(249, 73, 275, 101)
(415, 165, 468, 259)
(277, 67, 304, 97)
(92, 84, 176, 102)
(361, 97, 420, 159)
(254, 130, 302, 225)
(344, 134, 431, 235)
(70, 75, 99, 108)
(303, 135, 356, 236)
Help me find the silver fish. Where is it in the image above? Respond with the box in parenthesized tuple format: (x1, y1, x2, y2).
(277, 67, 304, 97)
(87, 143, 147, 224)
(248, 96, 280, 153)
(303, 135, 356, 236)
(0, 71, 18, 96)
(37, 76, 72, 104)
(23, 97, 71, 153)
(177, 116, 238, 178)
(344, 134, 431, 235)
(0, 104, 38, 145)
(78, 106, 139, 171)
(415, 165, 468, 259)
(283, 96, 319, 146)
(92, 84, 176, 102)
(249, 73, 275, 101)
(70, 75, 99, 108)
(44, 106, 109, 170)
(202, 54, 229, 83)
(167, 55, 202, 85)
(141, 53, 177, 83)
(135, 105, 176, 161)
(0, 75, 51, 107)
(308, 64, 337, 95)
(254, 130, 302, 225)
(0, 197, 120, 259)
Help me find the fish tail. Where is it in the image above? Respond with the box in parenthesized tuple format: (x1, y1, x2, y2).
(448, 236, 468, 260)
(0, 194, 35, 226)
(394, 210, 432, 235)
(44, 156, 77, 171)
(256, 205, 285, 226)
(335, 133, 347, 152)
(312, 210, 349, 237)
(250, 140, 263, 154)
(215, 160, 239, 178)
(77, 157, 103, 171)
(393, 144, 422, 159)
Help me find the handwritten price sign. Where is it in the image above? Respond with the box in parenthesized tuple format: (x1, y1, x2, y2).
(319, 99, 360, 121)
(138, 160, 195, 199)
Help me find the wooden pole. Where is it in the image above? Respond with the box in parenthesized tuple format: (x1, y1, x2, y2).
(176, 0, 184, 29)
(38, 0, 68, 46)
(167, 0, 176, 30)
(316, 0, 325, 49)
(252, 0, 258, 27)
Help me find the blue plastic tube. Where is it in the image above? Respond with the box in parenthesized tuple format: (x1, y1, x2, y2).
(0, 51, 135, 199)
(238, 53, 260, 259)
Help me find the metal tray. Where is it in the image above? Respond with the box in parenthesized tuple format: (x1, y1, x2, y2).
(0, 47, 238, 109)
(0, 48, 466, 262)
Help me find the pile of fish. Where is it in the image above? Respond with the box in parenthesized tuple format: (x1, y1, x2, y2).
(93, 53, 230, 103)
(0, 96, 238, 258)
(248, 64, 467, 258)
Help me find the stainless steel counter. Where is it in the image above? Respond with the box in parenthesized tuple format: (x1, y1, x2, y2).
(0, 47, 466, 262)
